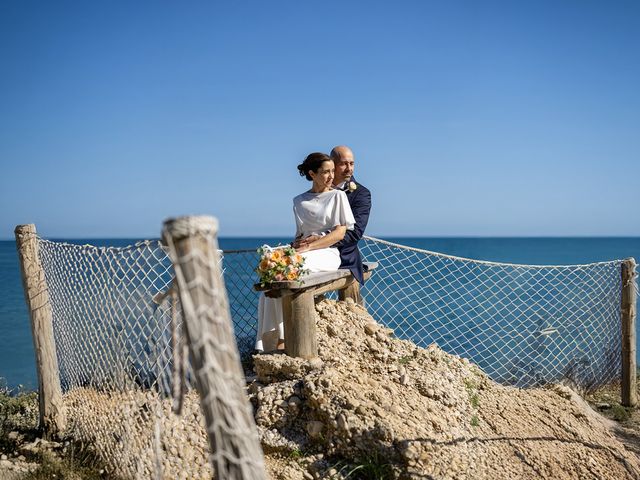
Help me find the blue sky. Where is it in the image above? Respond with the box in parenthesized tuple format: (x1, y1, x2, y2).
(0, 1, 638, 238)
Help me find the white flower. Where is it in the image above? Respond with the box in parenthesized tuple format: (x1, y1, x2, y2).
(348, 181, 357, 192)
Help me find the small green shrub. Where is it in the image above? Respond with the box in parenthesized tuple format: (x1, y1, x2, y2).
(398, 356, 412, 365)
(463, 378, 477, 391)
(288, 448, 303, 459)
(611, 404, 631, 422)
(470, 415, 480, 427)
(331, 452, 395, 479)
(0, 389, 38, 438)
(21, 449, 106, 480)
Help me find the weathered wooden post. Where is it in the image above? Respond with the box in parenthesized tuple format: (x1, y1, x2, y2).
(621, 257, 637, 408)
(14, 224, 65, 438)
(339, 280, 363, 306)
(282, 292, 318, 359)
(162, 215, 265, 480)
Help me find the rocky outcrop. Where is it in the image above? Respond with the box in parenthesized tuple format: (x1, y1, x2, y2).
(251, 298, 640, 479)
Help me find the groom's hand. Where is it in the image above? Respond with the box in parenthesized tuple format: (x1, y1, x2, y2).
(293, 235, 321, 249)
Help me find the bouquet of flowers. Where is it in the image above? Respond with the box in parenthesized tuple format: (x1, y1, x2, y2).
(256, 245, 308, 287)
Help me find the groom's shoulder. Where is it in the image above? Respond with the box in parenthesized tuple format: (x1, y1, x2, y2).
(354, 180, 371, 197)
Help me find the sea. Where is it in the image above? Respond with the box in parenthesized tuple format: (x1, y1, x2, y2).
(1, 237, 639, 391)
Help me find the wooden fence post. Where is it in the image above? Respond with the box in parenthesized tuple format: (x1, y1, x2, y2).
(162, 216, 265, 480)
(14, 224, 65, 438)
(621, 257, 637, 408)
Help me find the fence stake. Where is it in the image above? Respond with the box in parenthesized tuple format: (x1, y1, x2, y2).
(14, 224, 66, 438)
(621, 257, 637, 408)
(162, 216, 265, 480)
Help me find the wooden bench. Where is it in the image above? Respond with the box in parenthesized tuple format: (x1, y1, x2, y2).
(254, 262, 378, 359)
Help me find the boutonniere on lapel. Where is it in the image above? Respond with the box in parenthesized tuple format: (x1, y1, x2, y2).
(348, 181, 357, 192)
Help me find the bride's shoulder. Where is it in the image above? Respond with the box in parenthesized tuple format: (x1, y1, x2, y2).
(293, 191, 312, 203)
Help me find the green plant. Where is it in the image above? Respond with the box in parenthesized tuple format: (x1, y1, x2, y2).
(470, 415, 480, 427)
(21, 442, 108, 480)
(469, 393, 479, 408)
(0, 389, 38, 438)
(398, 356, 412, 365)
(21, 450, 105, 480)
(463, 377, 477, 391)
(611, 404, 631, 422)
(331, 452, 395, 479)
(288, 448, 303, 459)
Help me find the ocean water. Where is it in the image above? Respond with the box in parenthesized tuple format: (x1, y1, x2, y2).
(1, 237, 639, 390)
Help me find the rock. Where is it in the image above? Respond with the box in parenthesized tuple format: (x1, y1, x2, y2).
(308, 357, 323, 369)
(306, 421, 324, 439)
(364, 323, 378, 336)
(336, 413, 349, 431)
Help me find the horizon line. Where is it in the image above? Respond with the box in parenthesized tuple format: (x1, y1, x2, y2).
(2, 234, 640, 241)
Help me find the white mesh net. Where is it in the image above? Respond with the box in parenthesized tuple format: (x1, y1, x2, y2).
(38, 238, 212, 479)
(217, 237, 629, 392)
(358, 237, 625, 390)
(33, 234, 632, 477)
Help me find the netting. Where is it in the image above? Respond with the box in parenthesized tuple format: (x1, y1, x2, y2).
(220, 237, 629, 392)
(359, 237, 625, 391)
(38, 238, 213, 479)
(34, 234, 632, 477)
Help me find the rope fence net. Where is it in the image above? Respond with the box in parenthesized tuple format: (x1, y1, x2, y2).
(38, 238, 210, 479)
(35, 234, 631, 477)
(225, 236, 626, 391)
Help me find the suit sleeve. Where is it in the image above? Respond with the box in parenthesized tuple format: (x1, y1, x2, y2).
(334, 187, 371, 248)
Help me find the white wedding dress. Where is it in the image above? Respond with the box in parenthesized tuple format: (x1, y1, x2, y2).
(255, 189, 355, 351)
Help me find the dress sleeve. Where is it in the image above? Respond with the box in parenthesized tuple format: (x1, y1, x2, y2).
(331, 191, 356, 231)
(292, 198, 303, 238)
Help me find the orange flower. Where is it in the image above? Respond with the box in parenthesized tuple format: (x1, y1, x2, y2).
(287, 271, 298, 280)
(271, 249, 283, 262)
(294, 253, 303, 264)
(259, 258, 270, 272)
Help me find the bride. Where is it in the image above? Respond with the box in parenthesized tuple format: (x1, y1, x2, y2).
(256, 152, 355, 351)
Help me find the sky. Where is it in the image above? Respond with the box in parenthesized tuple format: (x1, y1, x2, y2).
(0, 1, 638, 239)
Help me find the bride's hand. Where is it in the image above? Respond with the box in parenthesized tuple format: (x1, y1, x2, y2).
(295, 244, 310, 253)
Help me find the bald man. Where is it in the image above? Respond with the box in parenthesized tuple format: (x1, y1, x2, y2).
(330, 146, 372, 284)
(294, 146, 372, 283)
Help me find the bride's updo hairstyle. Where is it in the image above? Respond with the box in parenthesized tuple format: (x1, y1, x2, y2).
(297, 152, 333, 181)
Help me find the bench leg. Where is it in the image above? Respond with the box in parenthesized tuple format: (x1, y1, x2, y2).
(339, 280, 363, 306)
(283, 291, 318, 359)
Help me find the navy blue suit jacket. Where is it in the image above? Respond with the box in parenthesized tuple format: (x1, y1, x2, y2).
(334, 178, 371, 284)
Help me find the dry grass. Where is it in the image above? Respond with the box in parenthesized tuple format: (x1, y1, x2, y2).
(0, 381, 109, 480)
(585, 373, 640, 456)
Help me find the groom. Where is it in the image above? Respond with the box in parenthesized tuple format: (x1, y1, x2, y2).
(329, 145, 372, 284)
(295, 145, 372, 284)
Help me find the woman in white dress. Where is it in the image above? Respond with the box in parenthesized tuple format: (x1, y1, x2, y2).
(256, 152, 356, 351)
